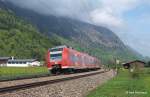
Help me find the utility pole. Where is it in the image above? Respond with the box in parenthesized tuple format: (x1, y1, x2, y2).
(116, 59, 120, 74)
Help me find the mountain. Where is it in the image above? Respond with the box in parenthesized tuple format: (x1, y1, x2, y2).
(0, 0, 142, 64)
(0, 8, 61, 60)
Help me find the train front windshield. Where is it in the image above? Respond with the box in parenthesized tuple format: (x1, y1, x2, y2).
(50, 48, 63, 61)
(50, 53, 62, 60)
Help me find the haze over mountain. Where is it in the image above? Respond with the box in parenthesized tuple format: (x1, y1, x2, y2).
(0, 0, 143, 63)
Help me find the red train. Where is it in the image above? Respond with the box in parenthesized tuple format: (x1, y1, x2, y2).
(46, 45, 101, 74)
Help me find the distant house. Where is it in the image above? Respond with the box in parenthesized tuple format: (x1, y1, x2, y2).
(122, 60, 145, 69)
(7, 59, 40, 67)
(0, 57, 11, 67)
(0, 57, 40, 67)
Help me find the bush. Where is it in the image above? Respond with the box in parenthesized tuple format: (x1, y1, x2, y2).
(131, 71, 140, 78)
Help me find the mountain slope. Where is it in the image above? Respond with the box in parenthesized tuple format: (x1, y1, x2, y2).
(0, 1, 142, 63)
(0, 9, 61, 60)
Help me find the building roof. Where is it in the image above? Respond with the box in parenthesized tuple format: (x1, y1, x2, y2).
(0, 57, 11, 60)
(122, 60, 145, 65)
(8, 59, 37, 62)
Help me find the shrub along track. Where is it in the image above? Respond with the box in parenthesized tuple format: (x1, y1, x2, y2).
(0, 73, 51, 82)
(0, 69, 108, 95)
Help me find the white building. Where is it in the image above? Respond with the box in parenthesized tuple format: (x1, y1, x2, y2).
(6, 59, 41, 67)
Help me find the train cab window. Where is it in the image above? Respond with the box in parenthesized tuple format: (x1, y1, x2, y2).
(50, 47, 63, 60)
(50, 53, 62, 60)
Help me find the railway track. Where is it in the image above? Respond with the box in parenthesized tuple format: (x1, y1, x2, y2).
(0, 70, 108, 95)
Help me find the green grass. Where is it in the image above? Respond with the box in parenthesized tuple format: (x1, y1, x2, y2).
(0, 67, 50, 81)
(87, 68, 150, 97)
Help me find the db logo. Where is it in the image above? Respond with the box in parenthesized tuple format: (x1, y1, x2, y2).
(55, 62, 58, 64)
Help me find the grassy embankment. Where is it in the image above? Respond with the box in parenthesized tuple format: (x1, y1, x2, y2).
(87, 68, 150, 97)
(0, 67, 49, 81)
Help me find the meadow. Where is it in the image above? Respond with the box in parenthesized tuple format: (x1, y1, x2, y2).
(87, 68, 150, 97)
(0, 67, 50, 81)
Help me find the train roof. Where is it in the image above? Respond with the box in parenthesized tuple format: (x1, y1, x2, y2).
(49, 45, 71, 50)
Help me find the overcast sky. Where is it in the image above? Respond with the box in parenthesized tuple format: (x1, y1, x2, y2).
(5, 0, 150, 57)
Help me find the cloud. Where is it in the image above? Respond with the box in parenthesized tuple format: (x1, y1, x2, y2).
(4, 0, 140, 29)
(5, 0, 93, 21)
(89, 0, 140, 29)
(89, 9, 123, 29)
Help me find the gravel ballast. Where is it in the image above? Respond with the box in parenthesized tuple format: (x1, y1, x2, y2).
(0, 69, 104, 88)
(0, 70, 116, 97)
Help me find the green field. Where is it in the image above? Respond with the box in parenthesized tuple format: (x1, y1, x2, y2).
(0, 67, 50, 81)
(87, 68, 150, 97)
